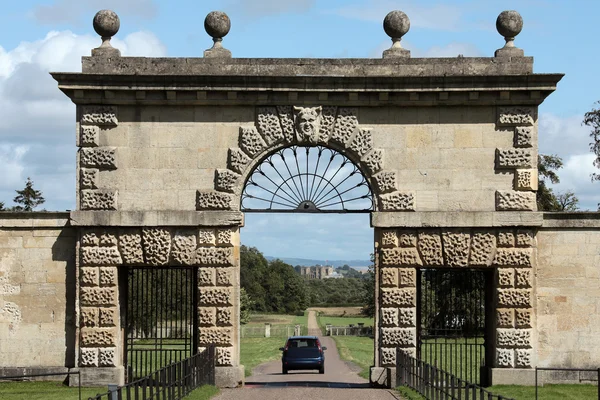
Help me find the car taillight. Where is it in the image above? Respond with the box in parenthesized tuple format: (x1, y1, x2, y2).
(316, 339, 322, 352)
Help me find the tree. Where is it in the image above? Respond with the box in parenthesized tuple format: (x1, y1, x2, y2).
(0, 201, 4, 211)
(583, 103, 600, 209)
(239, 288, 253, 325)
(537, 154, 562, 211)
(556, 191, 579, 211)
(361, 254, 375, 318)
(13, 177, 45, 211)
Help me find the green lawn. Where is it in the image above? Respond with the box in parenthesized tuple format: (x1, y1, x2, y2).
(330, 336, 374, 379)
(318, 316, 373, 328)
(419, 337, 484, 383)
(240, 337, 286, 376)
(185, 384, 220, 399)
(490, 384, 599, 400)
(0, 381, 104, 400)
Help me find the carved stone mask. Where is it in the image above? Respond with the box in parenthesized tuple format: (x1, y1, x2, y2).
(294, 106, 322, 144)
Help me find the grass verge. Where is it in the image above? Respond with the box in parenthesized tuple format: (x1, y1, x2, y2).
(240, 337, 286, 377)
(395, 385, 425, 400)
(330, 336, 374, 380)
(0, 381, 103, 400)
(489, 384, 599, 399)
(185, 384, 220, 399)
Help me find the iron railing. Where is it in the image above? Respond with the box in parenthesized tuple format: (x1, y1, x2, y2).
(89, 346, 215, 400)
(535, 367, 600, 400)
(396, 350, 513, 400)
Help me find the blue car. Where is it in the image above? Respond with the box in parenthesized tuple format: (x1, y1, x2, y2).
(279, 336, 327, 374)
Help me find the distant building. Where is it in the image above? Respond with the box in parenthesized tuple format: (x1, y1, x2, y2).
(294, 265, 334, 279)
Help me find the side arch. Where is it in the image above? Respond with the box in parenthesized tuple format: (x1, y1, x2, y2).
(196, 106, 416, 212)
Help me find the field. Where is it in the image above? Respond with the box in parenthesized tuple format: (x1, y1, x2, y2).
(331, 336, 374, 379)
(309, 306, 363, 316)
(245, 312, 307, 327)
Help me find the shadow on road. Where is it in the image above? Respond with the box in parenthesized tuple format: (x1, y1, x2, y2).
(245, 381, 371, 388)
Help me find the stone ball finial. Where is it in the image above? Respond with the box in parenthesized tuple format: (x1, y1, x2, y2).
(382, 11, 411, 59)
(204, 11, 232, 58)
(93, 10, 120, 39)
(496, 10, 523, 43)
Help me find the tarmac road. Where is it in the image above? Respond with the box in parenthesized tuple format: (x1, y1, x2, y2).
(213, 310, 401, 400)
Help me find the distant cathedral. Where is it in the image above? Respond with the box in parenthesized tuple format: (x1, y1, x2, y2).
(294, 265, 335, 279)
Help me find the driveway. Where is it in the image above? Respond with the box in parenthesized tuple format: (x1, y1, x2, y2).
(213, 311, 400, 400)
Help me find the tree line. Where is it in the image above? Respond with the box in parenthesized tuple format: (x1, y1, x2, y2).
(0, 177, 45, 211)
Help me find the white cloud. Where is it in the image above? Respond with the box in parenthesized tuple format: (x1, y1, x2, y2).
(33, 0, 158, 24)
(0, 30, 166, 210)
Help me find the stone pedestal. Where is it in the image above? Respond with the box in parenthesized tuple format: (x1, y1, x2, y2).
(215, 365, 245, 388)
(79, 366, 125, 387)
(491, 368, 535, 385)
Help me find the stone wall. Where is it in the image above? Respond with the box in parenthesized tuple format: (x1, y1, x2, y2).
(536, 216, 600, 368)
(76, 104, 537, 214)
(0, 213, 75, 372)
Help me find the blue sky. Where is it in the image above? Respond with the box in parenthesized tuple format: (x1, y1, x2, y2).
(0, 0, 598, 260)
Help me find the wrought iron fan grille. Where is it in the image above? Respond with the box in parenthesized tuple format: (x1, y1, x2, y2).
(241, 146, 374, 213)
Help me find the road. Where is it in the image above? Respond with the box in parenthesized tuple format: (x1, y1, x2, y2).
(213, 310, 400, 400)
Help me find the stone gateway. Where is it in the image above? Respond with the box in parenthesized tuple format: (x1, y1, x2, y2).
(1, 9, 599, 389)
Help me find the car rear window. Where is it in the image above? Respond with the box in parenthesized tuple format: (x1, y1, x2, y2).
(288, 338, 318, 348)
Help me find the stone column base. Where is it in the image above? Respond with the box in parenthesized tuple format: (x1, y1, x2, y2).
(491, 368, 535, 385)
(370, 366, 395, 388)
(215, 365, 244, 388)
(79, 367, 125, 387)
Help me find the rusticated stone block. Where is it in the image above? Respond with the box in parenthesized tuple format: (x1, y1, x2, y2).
(496, 149, 534, 169)
(515, 126, 533, 147)
(81, 190, 118, 210)
(199, 307, 216, 326)
(199, 288, 232, 306)
(398, 268, 416, 287)
(142, 228, 171, 266)
(99, 234, 117, 247)
(82, 232, 100, 246)
(381, 308, 398, 326)
(239, 126, 267, 157)
(319, 106, 337, 142)
(199, 268, 215, 286)
(380, 347, 396, 366)
(81, 105, 118, 126)
(119, 233, 144, 264)
(80, 168, 98, 189)
(498, 107, 534, 126)
(497, 309, 514, 328)
(516, 230, 535, 247)
(373, 171, 397, 194)
(216, 229, 234, 246)
(381, 288, 416, 307)
(498, 268, 515, 287)
(381, 327, 416, 347)
(515, 349, 532, 368)
(81, 328, 117, 347)
(398, 308, 415, 327)
(81, 267, 99, 286)
(469, 232, 496, 266)
(330, 107, 358, 146)
(362, 149, 384, 175)
(257, 107, 285, 145)
(276, 106, 295, 143)
(381, 268, 398, 287)
(80, 147, 117, 169)
(99, 267, 117, 286)
(81, 307, 99, 327)
(81, 247, 122, 266)
(196, 191, 234, 211)
(216, 308, 233, 326)
(198, 327, 232, 346)
(378, 191, 415, 211)
(81, 287, 118, 306)
(515, 309, 532, 328)
(515, 269, 532, 288)
(493, 249, 532, 267)
(80, 348, 98, 367)
(515, 169, 537, 191)
(380, 230, 398, 247)
(196, 247, 233, 266)
(348, 128, 373, 158)
(497, 329, 531, 348)
(498, 289, 531, 308)
(417, 233, 443, 266)
(496, 190, 536, 211)
(98, 348, 116, 367)
(398, 231, 417, 248)
(80, 125, 99, 147)
(215, 169, 241, 194)
(228, 148, 252, 175)
(216, 268, 234, 286)
(442, 231, 470, 267)
(498, 231, 515, 247)
(216, 347, 233, 366)
(497, 348, 514, 368)
(99, 307, 117, 327)
(381, 248, 422, 266)
(198, 229, 216, 246)
(171, 233, 197, 265)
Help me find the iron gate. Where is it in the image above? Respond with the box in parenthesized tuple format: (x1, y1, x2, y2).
(417, 268, 493, 386)
(125, 267, 197, 382)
